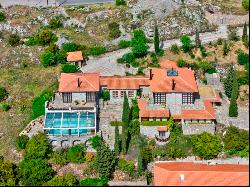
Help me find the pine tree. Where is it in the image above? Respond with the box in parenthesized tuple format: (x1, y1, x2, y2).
(229, 73, 239, 117)
(242, 22, 249, 48)
(223, 40, 228, 56)
(223, 64, 234, 98)
(154, 24, 160, 53)
(195, 29, 201, 48)
(121, 93, 130, 154)
(114, 126, 120, 155)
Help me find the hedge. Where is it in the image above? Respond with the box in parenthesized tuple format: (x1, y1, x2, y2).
(141, 121, 167, 126)
(110, 121, 124, 126)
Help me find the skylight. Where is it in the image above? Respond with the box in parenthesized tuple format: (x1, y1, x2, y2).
(167, 69, 178, 76)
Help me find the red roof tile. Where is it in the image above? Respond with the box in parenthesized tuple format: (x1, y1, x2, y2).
(59, 73, 100, 92)
(67, 51, 83, 62)
(154, 162, 249, 186)
(100, 76, 150, 90)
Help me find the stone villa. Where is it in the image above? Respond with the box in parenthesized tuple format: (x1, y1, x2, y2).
(43, 59, 222, 138)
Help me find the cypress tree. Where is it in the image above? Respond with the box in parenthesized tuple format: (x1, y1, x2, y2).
(223, 40, 228, 56)
(242, 22, 249, 48)
(137, 150, 143, 176)
(195, 29, 201, 48)
(229, 73, 239, 117)
(223, 64, 234, 98)
(114, 126, 120, 155)
(121, 93, 130, 154)
(154, 24, 160, 53)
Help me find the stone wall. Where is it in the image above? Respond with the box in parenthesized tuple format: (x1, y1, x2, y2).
(205, 73, 220, 86)
(182, 123, 215, 135)
(140, 126, 159, 138)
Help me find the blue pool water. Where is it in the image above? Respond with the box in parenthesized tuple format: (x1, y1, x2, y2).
(44, 112, 95, 135)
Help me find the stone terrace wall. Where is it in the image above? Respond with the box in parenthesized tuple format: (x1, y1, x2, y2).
(182, 123, 215, 135)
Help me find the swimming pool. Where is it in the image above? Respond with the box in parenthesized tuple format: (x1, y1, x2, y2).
(44, 112, 96, 136)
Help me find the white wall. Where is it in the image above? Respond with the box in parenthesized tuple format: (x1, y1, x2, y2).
(72, 92, 86, 102)
(166, 93, 182, 115)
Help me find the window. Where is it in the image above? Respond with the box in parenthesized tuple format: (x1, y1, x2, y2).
(120, 91, 126, 98)
(113, 91, 118, 98)
(182, 93, 193, 104)
(159, 131, 166, 137)
(128, 91, 134, 98)
(86, 92, 96, 102)
(62, 93, 72, 103)
(153, 93, 166, 104)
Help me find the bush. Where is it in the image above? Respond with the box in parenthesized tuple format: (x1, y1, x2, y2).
(242, 0, 249, 10)
(141, 147, 153, 164)
(102, 90, 110, 101)
(150, 52, 159, 64)
(89, 135, 103, 149)
(170, 44, 180, 54)
(0, 86, 8, 101)
(156, 49, 164, 57)
(238, 52, 249, 65)
(115, 0, 126, 6)
(199, 61, 212, 73)
(1, 102, 10, 111)
(40, 51, 56, 67)
(122, 52, 135, 63)
(0, 157, 17, 186)
(118, 40, 131, 49)
(50, 149, 68, 166)
(85, 152, 95, 162)
(55, 50, 67, 64)
(177, 59, 187, 67)
(8, 34, 20, 47)
(117, 58, 125, 64)
(141, 121, 167, 126)
(108, 22, 121, 39)
(67, 144, 86, 163)
(25, 132, 51, 159)
(223, 126, 249, 151)
(37, 29, 57, 46)
(15, 135, 29, 150)
(131, 60, 140, 67)
(180, 35, 192, 52)
(0, 11, 6, 22)
(110, 121, 124, 126)
(128, 120, 140, 136)
(117, 159, 135, 177)
(62, 42, 79, 52)
(25, 36, 38, 46)
(48, 17, 63, 29)
(199, 45, 207, 58)
(191, 132, 222, 159)
(45, 173, 78, 186)
(61, 64, 80, 73)
(18, 157, 53, 186)
(80, 177, 108, 186)
(89, 46, 106, 56)
(131, 29, 149, 57)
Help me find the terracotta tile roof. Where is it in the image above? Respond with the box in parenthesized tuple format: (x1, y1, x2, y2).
(157, 126, 169, 131)
(154, 162, 249, 186)
(100, 76, 150, 90)
(67, 51, 83, 62)
(160, 59, 178, 69)
(138, 99, 170, 118)
(59, 73, 100, 92)
(149, 67, 198, 93)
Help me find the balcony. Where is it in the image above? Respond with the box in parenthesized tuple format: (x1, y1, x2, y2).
(155, 134, 169, 142)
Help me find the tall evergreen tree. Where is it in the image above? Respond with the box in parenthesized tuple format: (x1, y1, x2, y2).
(114, 126, 120, 155)
(229, 73, 239, 117)
(223, 64, 234, 98)
(223, 40, 228, 56)
(121, 93, 130, 154)
(137, 135, 144, 176)
(195, 29, 201, 48)
(242, 22, 249, 48)
(131, 29, 149, 57)
(154, 24, 160, 53)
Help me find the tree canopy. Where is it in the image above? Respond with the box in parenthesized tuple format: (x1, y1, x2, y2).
(131, 29, 149, 57)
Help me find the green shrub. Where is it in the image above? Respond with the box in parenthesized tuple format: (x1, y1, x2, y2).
(118, 40, 131, 49)
(102, 90, 110, 101)
(62, 42, 79, 52)
(1, 102, 10, 111)
(115, 0, 127, 6)
(0, 11, 6, 22)
(156, 49, 164, 57)
(55, 50, 67, 64)
(0, 86, 8, 101)
(117, 159, 135, 177)
(201, 77, 208, 85)
(180, 35, 192, 53)
(80, 177, 108, 186)
(177, 59, 187, 67)
(228, 26, 239, 41)
(150, 52, 159, 64)
(89, 135, 103, 149)
(199, 45, 207, 58)
(238, 145, 249, 158)
(131, 29, 149, 58)
(199, 61, 213, 73)
(0, 157, 17, 186)
(61, 64, 80, 73)
(110, 121, 124, 126)
(242, 0, 249, 10)
(128, 120, 140, 136)
(45, 173, 78, 186)
(117, 58, 125, 64)
(131, 60, 140, 67)
(141, 121, 167, 126)
(238, 52, 249, 65)
(15, 135, 29, 150)
(8, 34, 20, 47)
(25, 36, 38, 46)
(48, 17, 63, 29)
(37, 29, 57, 46)
(89, 46, 106, 56)
(191, 132, 222, 159)
(141, 147, 153, 164)
(207, 68, 217, 74)
(108, 22, 121, 39)
(50, 149, 68, 166)
(67, 144, 86, 163)
(122, 52, 135, 63)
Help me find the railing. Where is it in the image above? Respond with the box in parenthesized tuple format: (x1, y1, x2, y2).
(155, 135, 169, 142)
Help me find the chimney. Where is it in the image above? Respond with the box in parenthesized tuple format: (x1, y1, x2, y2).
(179, 174, 185, 183)
(149, 69, 153, 80)
(77, 78, 81, 88)
(172, 79, 176, 90)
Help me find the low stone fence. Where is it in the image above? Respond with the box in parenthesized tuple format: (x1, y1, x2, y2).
(182, 123, 215, 135)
